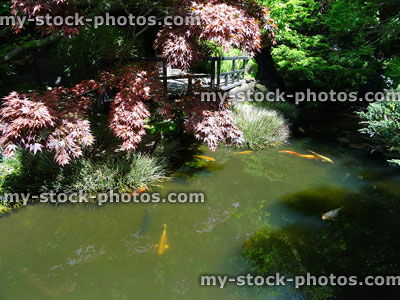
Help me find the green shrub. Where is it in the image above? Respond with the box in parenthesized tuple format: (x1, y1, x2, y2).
(358, 93, 400, 157)
(233, 103, 290, 148)
(191, 47, 258, 78)
(245, 58, 258, 79)
(0, 156, 21, 213)
(262, 0, 382, 91)
(0, 112, 178, 196)
(53, 26, 139, 82)
(383, 57, 400, 89)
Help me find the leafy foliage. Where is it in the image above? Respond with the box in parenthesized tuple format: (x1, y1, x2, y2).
(0, 81, 99, 165)
(383, 57, 400, 89)
(358, 93, 400, 154)
(155, 0, 276, 70)
(0, 1, 10, 15)
(98, 65, 165, 151)
(260, 0, 398, 91)
(99, 64, 244, 152)
(177, 83, 245, 151)
(52, 26, 139, 82)
(2, 0, 277, 165)
(10, 0, 83, 35)
(1, 63, 245, 165)
(0, 149, 169, 195)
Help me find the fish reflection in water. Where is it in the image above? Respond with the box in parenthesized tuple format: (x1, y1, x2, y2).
(235, 151, 254, 155)
(307, 150, 334, 163)
(20, 268, 75, 297)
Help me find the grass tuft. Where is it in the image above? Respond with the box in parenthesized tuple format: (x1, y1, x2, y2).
(67, 153, 169, 193)
(233, 103, 290, 149)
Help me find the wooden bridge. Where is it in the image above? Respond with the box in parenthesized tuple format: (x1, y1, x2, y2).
(101, 56, 251, 96)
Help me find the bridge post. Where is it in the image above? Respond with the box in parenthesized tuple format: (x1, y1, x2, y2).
(216, 57, 221, 86)
(243, 58, 247, 80)
(232, 59, 236, 84)
(162, 59, 168, 93)
(210, 57, 216, 87)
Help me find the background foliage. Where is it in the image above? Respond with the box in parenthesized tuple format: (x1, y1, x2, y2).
(259, 0, 399, 92)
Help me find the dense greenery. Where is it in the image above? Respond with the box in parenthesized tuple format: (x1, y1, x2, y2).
(261, 0, 400, 91)
(192, 47, 259, 79)
(52, 26, 140, 83)
(358, 91, 400, 165)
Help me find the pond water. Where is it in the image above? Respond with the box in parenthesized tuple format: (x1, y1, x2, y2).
(1, 116, 400, 299)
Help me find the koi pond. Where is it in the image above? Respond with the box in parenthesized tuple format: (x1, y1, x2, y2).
(1, 116, 400, 300)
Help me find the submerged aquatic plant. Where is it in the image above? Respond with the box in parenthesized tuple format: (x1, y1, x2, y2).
(233, 103, 289, 149)
(244, 184, 400, 300)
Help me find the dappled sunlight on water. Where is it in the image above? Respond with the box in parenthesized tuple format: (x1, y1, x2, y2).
(0, 139, 399, 299)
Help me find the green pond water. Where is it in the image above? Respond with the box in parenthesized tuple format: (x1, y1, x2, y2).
(1, 134, 400, 299)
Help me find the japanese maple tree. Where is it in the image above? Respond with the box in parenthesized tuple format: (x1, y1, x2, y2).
(0, 80, 100, 165)
(155, 0, 276, 69)
(1, 0, 276, 165)
(10, 0, 83, 35)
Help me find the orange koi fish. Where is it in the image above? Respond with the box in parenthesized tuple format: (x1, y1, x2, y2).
(307, 150, 334, 163)
(279, 150, 320, 161)
(156, 224, 169, 255)
(279, 150, 298, 155)
(131, 186, 148, 197)
(194, 155, 216, 162)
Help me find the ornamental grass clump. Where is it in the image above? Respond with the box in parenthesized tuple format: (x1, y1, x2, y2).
(233, 103, 290, 149)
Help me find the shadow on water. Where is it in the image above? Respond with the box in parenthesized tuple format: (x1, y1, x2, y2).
(244, 183, 400, 300)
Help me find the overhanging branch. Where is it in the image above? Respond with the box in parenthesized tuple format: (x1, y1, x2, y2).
(0, 33, 62, 63)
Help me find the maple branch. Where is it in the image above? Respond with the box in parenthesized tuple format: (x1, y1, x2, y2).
(0, 33, 62, 63)
(139, 0, 161, 17)
(0, 1, 121, 64)
(134, 24, 150, 39)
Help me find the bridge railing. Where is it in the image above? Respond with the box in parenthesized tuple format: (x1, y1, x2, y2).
(209, 56, 250, 89)
(100, 56, 250, 95)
